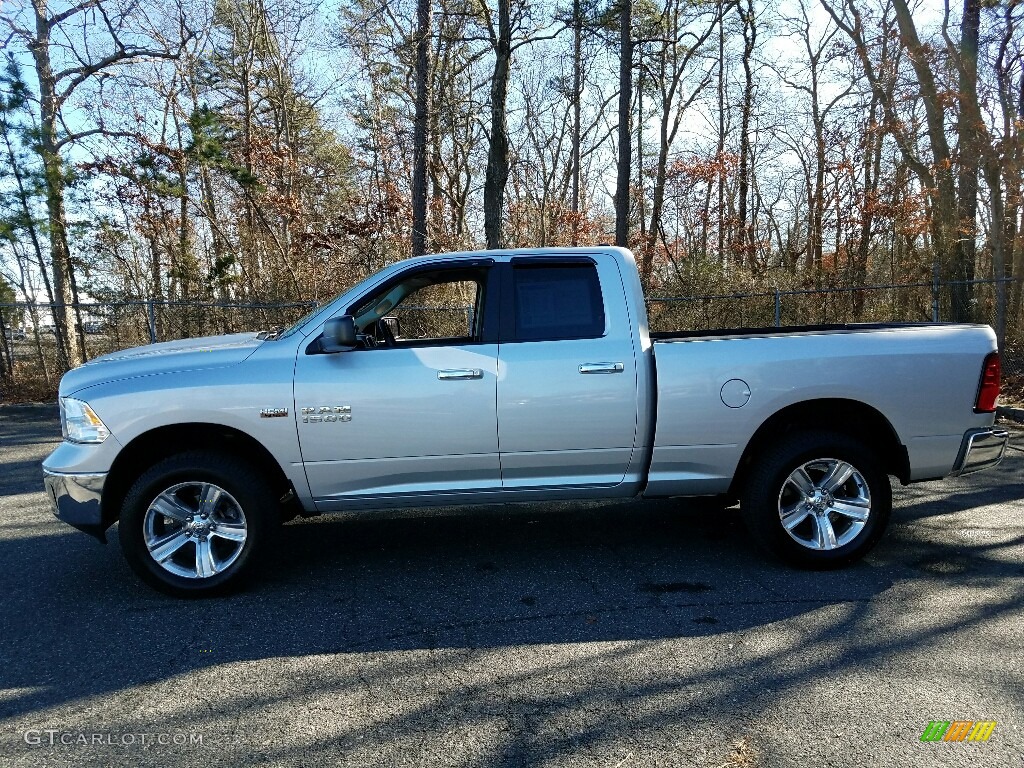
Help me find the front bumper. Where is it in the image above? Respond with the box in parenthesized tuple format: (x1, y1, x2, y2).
(43, 469, 108, 542)
(952, 428, 1010, 477)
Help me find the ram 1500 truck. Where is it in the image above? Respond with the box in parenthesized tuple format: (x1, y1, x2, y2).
(42, 247, 1009, 595)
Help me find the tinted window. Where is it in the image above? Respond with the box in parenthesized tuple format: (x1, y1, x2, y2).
(513, 264, 605, 341)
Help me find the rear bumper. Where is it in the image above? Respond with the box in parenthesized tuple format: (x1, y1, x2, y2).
(43, 469, 108, 542)
(952, 428, 1009, 477)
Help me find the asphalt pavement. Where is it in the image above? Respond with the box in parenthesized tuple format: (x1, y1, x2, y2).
(0, 404, 1021, 767)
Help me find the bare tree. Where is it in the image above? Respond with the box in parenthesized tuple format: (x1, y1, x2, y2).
(820, 0, 978, 320)
(991, 1, 1023, 327)
(774, 0, 853, 271)
(637, 0, 719, 283)
(4, 0, 186, 367)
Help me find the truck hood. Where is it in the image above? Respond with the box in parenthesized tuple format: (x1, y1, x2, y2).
(60, 332, 264, 396)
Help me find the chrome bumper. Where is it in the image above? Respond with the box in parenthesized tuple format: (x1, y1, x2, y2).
(952, 428, 1010, 477)
(43, 469, 108, 542)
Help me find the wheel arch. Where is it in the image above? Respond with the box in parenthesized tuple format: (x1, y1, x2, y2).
(102, 423, 295, 530)
(728, 398, 909, 497)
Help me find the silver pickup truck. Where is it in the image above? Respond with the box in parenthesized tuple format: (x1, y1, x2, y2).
(42, 247, 1008, 595)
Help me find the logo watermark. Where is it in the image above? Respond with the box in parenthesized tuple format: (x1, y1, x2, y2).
(24, 730, 203, 747)
(920, 721, 996, 742)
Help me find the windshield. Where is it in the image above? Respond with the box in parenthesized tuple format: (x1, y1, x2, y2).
(274, 304, 325, 340)
(272, 267, 389, 340)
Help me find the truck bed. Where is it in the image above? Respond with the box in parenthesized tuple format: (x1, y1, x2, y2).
(645, 321, 997, 496)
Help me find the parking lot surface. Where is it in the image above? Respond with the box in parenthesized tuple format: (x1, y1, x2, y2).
(0, 404, 1022, 767)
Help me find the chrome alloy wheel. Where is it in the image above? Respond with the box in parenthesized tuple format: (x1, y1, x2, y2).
(142, 482, 248, 579)
(777, 458, 871, 551)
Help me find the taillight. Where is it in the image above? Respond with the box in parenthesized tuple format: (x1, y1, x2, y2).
(974, 352, 1001, 413)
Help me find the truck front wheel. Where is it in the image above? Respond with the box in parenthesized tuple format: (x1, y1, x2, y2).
(118, 451, 277, 596)
(740, 431, 891, 568)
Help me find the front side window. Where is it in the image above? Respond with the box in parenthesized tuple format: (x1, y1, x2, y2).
(389, 280, 479, 341)
(349, 268, 487, 347)
(513, 264, 605, 341)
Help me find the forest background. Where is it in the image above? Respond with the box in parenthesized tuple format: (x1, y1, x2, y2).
(1, 0, 1022, 401)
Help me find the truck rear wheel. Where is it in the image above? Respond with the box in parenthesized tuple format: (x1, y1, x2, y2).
(119, 451, 277, 596)
(740, 430, 891, 568)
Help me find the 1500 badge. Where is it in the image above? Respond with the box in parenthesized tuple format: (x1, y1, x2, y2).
(301, 406, 352, 423)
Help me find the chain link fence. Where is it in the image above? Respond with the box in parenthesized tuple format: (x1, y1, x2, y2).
(647, 277, 1023, 379)
(0, 300, 317, 400)
(2, 298, 317, 352)
(1, 277, 1022, 401)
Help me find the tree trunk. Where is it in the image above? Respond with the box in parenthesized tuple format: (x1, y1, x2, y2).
(998, 4, 1023, 327)
(178, 161, 191, 302)
(643, 131, 669, 282)
(149, 222, 164, 341)
(984, 159, 1007, 349)
(571, 0, 582, 246)
(1013, 203, 1024, 326)
(484, 0, 511, 250)
(809, 51, 825, 273)
(954, 0, 981, 321)
(636, 52, 645, 250)
(854, 91, 883, 316)
(614, 0, 632, 248)
(717, 4, 726, 263)
(736, 0, 755, 268)
(809, 135, 825, 271)
(30, 0, 79, 369)
(67, 260, 86, 362)
(412, 0, 432, 256)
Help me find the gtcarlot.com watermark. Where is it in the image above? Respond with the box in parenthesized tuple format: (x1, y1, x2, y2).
(24, 730, 203, 747)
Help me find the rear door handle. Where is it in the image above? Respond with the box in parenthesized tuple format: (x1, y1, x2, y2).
(437, 368, 483, 380)
(579, 362, 624, 374)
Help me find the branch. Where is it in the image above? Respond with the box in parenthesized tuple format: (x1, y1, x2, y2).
(50, 0, 99, 27)
(822, 81, 856, 117)
(56, 46, 182, 107)
(509, 23, 569, 53)
(54, 127, 143, 152)
(818, 0, 933, 186)
(0, 14, 33, 42)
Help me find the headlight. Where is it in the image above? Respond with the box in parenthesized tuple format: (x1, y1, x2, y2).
(61, 398, 110, 443)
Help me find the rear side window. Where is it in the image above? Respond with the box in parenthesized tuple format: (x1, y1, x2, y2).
(513, 264, 605, 341)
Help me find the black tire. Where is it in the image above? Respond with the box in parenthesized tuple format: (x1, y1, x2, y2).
(119, 450, 278, 596)
(740, 430, 891, 568)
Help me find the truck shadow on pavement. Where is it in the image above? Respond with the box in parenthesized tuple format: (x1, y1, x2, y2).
(1, 416, 1021, 765)
(2, 465, 1023, 726)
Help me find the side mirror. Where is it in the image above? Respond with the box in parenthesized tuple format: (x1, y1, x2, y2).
(320, 315, 358, 353)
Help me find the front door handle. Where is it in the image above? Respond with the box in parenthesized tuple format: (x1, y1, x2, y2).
(579, 362, 625, 374)
(437, 368, 483, 380)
